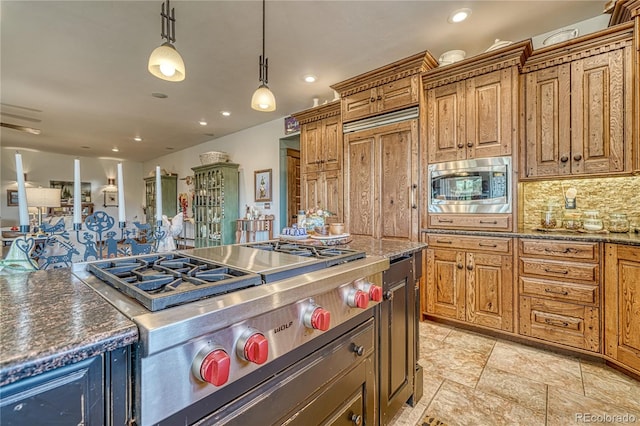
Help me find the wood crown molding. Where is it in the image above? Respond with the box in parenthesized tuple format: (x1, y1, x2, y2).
(608, 0, 640, 25)
(522, 22, 634, 73)
(291, 100, 341, 124)
(330, 50, 438, 97)
(421, 40, 532, 89)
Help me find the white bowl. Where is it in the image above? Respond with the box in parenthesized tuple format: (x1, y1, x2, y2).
(485, 39, 513, 52)
(438, 50, 466, 65)
(543, 28, 579, 46)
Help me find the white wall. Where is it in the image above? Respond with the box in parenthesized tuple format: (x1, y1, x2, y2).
(1, 117, 287, 234)
(1, 148, 145, 226)
(143, 117, 288, 235)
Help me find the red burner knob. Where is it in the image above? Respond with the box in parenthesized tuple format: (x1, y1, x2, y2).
(368, 285, 383, 302)
(199, 349, 231, 386)
(347, 289, 369, 309)
(239, 332, 269, 365)
(309, 307, 331, 331)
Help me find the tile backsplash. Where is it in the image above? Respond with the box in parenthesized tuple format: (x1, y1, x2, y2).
(519, 176, 640, 230)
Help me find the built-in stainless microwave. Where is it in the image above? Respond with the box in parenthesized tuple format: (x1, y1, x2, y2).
(428, 157, 511, 214)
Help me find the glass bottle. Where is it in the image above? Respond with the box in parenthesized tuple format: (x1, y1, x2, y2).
(540, 202, 560, 229)
(608, 212, 629, 233)
(563, 209, 582, 230)
(582, 210, 603, 232)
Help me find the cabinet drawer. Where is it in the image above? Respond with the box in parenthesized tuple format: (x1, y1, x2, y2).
(519, 276, 599, 305)
(519, 296, 600, 352)
(519, 239, 599, 262)
(519, 258, 598, 283)
(427, 234, 511, 253)
(429, 214, 512, 231)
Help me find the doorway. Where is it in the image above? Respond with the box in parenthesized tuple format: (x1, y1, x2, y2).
(279, 136, 300, 230)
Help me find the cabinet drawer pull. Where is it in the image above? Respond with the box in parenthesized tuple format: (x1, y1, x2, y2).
(574, 154, 583, 161)
(457, 263, 464, 270)
(438, 218, 453, 223)
(479, 243, 497, 247)
(377, 95, 382, 101)
(479, 220, 498, 225)
(457, 143, 464, 149)
(466, 263, 473, 271)
(467, 141, 473, 148)
(544, 318, 569, 327)
(544, 247, 578, 254)
(544, 268, 569, 275)
(370, 97, 376, 103)
(436, 240, 453, 244)
(544, 288, 569, 296)
(560, 155, 569, 163)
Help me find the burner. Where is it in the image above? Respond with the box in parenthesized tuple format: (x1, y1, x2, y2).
(87, 254, 262, 311)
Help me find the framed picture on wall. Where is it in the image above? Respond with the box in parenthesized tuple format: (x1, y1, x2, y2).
(254, 169, 272, 202)
(7, 190, 19, 206)
(50, 180, 92, 203)
(104, 191, 118, 207)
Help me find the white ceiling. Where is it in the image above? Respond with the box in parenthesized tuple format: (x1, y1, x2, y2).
(1, 0, 608, 163)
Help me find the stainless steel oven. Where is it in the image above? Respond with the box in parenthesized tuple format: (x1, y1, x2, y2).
(428, 157, 511, 214)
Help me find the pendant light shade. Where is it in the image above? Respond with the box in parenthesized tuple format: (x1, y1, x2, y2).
(149, 42, 185, 81)
(148, 0, 185, 82)
(251, 0, 276, 111)
(251, 84, 276, 112)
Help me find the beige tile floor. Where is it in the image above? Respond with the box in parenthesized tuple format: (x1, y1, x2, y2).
(389, 320, 640, 426)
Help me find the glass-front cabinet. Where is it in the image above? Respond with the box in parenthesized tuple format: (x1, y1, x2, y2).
(144, 174, 178, 224)
(192, 162, 239, 247)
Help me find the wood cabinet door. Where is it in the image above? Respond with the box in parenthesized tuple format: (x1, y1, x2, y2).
(523, 64, 571, 178)
(301, 172, 322, 213)
(377, 76, 418, 115)
(342, 89, 375, 123)
(465, 69, 514, 159)
(427, 81, 466, 163)
(605, 244, 640, 373)
(301, 121, 321, 174)
(466, 252, 514, 332)
(570, 48, 631, 175)
(323, 169, 343, 223)
(426, 248, 465, 321)
(322, 115, 342, 172)
(344, 130, 376, 237)
(379, 120, 419, 240)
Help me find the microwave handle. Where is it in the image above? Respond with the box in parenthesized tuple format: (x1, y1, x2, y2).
(409, 184, 417, 209)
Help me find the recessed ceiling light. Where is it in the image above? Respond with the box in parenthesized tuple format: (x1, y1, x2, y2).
(151, 92, 168, 99)
(303, 74, 317, 83)
(81, 146, 90, 149)
(220, 111, 231, 117)
(166, 147, 174, 150)
(199, 120, 208, 126)
(133, 136, 143, 142)
(448, 8, 471, 23)
(204, 133, 215, 137)
(112, 147, 119, 152)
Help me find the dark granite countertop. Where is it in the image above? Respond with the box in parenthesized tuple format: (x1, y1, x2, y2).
(422, 228, 640, 246)
(346, 235, 426, 259)
(0, 268, 138, 386)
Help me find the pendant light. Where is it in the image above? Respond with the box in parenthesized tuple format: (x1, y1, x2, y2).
(148, 0, 185, 82)
(251, 0, 276, 111)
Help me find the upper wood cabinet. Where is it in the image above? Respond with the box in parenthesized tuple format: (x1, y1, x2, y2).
(521, 23, 635, 179)
(344, 119, 419, 241)
(292, 101, 344, 222)
(422, 41, 531, 164)
(331, 51, 438, 124)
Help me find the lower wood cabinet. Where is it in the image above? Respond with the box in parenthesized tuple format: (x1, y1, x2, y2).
(424, 235, 514, 332)
(518, 239, 601, 352)
(604, 244, 640, 375)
